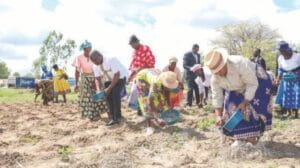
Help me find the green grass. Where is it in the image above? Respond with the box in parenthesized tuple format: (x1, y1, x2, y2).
(266, 163, 279, 168)
(273, 118, 289, 130)
(19, 135, 41, 145)
(0, 88, 78, 103)
(196, 117, 216, 130)
(202, 103, 213, 113)
(58, 145, 73, 161)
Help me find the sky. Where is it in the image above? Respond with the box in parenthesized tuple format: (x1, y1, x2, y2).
(1, 0, 300, 77)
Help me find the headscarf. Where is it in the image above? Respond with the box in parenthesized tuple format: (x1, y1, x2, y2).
(41, 65, 47, 71)
(79, 40, 92, 51)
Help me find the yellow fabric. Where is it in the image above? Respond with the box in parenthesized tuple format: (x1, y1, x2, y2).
(136, 68, 162, 87)
(136, 68, 167, 113)
(53, 69, 71, 94)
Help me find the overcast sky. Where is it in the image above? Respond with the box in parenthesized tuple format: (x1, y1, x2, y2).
(1, 0, 300, 76)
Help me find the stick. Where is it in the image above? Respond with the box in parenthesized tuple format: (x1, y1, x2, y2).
(16, 161, 25, 168)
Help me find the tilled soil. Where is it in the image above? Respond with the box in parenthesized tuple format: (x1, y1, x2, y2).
(0, 101, 299, 168)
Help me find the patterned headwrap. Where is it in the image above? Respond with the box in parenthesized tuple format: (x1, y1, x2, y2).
(79, 40, 92, 51)
(41, 65, 47, 71)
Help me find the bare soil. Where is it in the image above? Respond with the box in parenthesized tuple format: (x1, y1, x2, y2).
(0, 101, 299, 168)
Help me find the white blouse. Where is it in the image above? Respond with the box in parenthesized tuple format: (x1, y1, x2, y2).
(278, 53, 300, 71)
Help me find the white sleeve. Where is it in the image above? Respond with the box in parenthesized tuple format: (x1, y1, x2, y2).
(195, 77, 201, 86)
(297, 54, 300, 66)
(211, 76, 224, 108)
(93, 65, 102, 77)
(239, 59, 258, 101)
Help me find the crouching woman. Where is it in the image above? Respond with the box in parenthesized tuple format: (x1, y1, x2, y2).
(205, 50, 273, 146)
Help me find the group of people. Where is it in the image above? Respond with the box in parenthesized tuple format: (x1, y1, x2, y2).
(37, 35, 299, 146)
(36, 64, 70, 105)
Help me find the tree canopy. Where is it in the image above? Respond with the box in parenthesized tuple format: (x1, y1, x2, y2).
(13, 72, 20, 77)
(211, 20, 281, 71)
(32, 30, 76, 78)
(0, 61, 10, 79)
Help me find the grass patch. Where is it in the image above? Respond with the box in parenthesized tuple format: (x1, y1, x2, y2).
(196, 117, 216, 130)
(0, 88, 78, 103)
(202, 103, 213, 113)
(0, 88, 34, 103)
(273, 118, 289, 130)
(267, 163, 279, 168)
(19, 135, 41, 145)
(171, 127, 180, 136)
(58, 145, 73, 161)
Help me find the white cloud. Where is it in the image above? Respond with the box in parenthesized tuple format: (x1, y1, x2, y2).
(0, 0, 300, 76)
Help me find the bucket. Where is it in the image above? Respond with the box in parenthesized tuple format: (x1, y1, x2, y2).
(223, 109, 244, 132)
(92, 91, 106, 102)
(160, 109, 180, 125)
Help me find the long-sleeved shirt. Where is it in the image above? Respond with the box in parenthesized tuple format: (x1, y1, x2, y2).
(211, 56, 258, 108)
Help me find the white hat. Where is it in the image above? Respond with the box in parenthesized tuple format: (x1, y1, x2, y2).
(158, 71, 178, 89)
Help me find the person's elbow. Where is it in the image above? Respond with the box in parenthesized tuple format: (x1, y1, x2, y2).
(113, 72, 120, 80)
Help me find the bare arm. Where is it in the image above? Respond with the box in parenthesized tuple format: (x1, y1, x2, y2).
(95, 76, 103, 91)
(105, 72, 120, 95)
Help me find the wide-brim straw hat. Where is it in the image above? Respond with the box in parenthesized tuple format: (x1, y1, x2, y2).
(158, 71, 178, 89)
(204, 49, 228, 74)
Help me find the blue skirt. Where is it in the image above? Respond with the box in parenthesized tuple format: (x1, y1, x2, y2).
(275, 72, 300, 109)
(223, 66, 273, 139)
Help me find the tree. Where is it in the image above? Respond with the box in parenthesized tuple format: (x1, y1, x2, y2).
(211, 20, 281, 71)
(13, 72, 21, 77)
(0, 61, 10, 79)
(32, 30, 76, 78)
(291, 43, 300, 53)
(24, 73, 34, 78)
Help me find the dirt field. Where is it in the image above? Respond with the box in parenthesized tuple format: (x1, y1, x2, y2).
(0, 101, 299, 168)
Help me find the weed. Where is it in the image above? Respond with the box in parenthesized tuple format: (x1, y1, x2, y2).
(58, 145, 73, 161)
(267, 162, 279, 168)
(273, 118, 289, 130)
(19, 135, 41, 145)
(196, 117, 216, 130)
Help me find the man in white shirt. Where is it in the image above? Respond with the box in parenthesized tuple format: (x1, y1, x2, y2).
(90, 50, 127, 126)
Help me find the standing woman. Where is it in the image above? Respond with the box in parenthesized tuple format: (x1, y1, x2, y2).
(73, 40, 107, 121)
(52, 64, 71, 103)
(162, 56, 184, 108)
(275, 41, 300, 118)
(127, 35, 156, 116)
(205, 50, 272, 146)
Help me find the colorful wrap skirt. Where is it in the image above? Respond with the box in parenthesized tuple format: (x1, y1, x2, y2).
(222, 66, 273, 139)
(275, 68, 300, 109)
(78, 73, 108, 119)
